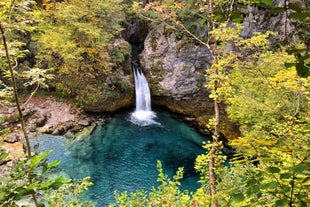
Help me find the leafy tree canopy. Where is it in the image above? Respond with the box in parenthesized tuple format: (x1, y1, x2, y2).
(34, 0, 127, 97)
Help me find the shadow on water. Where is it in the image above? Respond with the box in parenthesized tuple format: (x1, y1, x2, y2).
(31, 109, 210, 206)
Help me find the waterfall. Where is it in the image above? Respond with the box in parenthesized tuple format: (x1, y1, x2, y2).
(130, 64, 159, 126)
(133, 64, 151, 111)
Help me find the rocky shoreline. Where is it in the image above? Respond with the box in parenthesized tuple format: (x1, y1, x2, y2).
(0, 95, 103, 160)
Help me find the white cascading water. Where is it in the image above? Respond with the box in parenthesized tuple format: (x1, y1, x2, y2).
(130, 64, 159, 126)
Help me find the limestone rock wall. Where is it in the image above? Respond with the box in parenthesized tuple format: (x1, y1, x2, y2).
(140, 27, 213, 100)
(241, 0, 295, 40)
(139, 26, 220, 137)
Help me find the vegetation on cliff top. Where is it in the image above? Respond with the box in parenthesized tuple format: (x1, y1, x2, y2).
(34, 0, 132, 107)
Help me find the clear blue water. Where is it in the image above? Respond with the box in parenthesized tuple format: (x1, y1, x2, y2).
(31, 110, 208, 206)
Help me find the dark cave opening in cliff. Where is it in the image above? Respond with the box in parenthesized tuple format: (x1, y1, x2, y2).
(122, 18, 149, 62)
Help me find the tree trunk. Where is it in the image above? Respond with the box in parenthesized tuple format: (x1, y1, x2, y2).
(208, 0, 214, 30)
(0, 20, 39, 206)
(209, 87, 219, 207)
(0, 21, 31, 159)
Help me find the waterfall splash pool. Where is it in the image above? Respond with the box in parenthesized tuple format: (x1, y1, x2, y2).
(31, 109, 207, 206)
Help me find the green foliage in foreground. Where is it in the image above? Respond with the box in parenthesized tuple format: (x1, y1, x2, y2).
(110, 161, 192, 207)
(0, 150, 63, 206)
(226, 51, 310, 206)
(44, 176, 95, 207)
(0, 134, 94, 207)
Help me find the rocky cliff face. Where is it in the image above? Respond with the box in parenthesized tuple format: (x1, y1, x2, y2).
(83, 2, 294, 139)
(139, 26, 238, 139)
(241, 1, 295, 40)
(136, 2, 294, 139)
(140, 27, 212, 100)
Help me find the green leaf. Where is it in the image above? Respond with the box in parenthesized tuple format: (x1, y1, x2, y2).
(289, 12, 310, 21)
(291, 163, 310, 174)
(267, 166, 280, 173)
(13, 160, 25, 171)
(231, 193, 245, 203)
(275, 198, 289, 206)
(280, 185, 291, 194)
(265, 181, 280, 190)
(246, 185, 260, 195)
(50, 176, 70, 190)
(302, 177, 310, 184)
(296, 63, 310, 78)
(0, 152, 9, 160)
(43, 160, 61, 173)
(42, 164, 48, 174)
(199, 19, 206, 25)
(30, 155, 42, 167)
(260, 0, 273, 6)
(280, 172, 292, 179)
(38, 181, 52, 190)
(285, 56, 310, 78)
(284, 62, 295, 68)
(267, 7, 286, 14)
(13, 186, 35, 200)
(30, 151, 50, 167)
(26, 181, 39, 191)
(48, 160, 61, 169)
(246, 179, 257, 186)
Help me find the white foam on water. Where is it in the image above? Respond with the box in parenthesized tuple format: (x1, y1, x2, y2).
(130, 110, 160, 126)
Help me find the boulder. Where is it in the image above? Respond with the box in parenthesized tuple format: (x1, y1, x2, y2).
(5, 133, 20, 143)
(36, 124, 54, 134)
(78, 119, 90, 127)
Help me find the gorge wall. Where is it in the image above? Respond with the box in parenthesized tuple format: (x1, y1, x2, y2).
(139, 26, 220, 136)
(81, 1, 295, 139)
